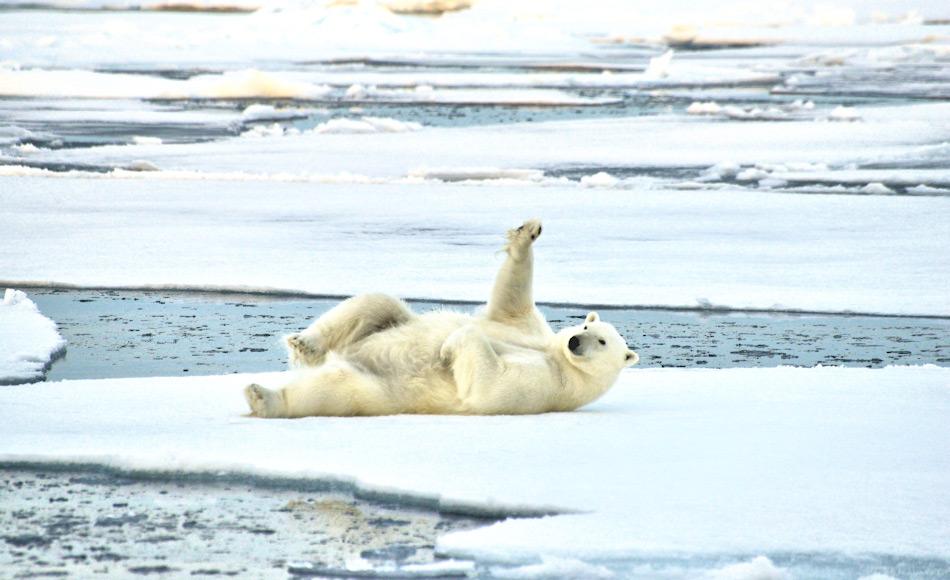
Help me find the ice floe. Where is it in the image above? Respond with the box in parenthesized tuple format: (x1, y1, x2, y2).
(578, 171, 619, 187)
(240, 103, 313, 122)
(0, 68, 333, 100)
(314, 117, 422, 134)
(14, 102, 950, 183)
(0, 365, 946, 574)
(0, 289, 66, 385)
(1, 177, 947, 317)
(490, 556, 614, 578)
(704, 556, 789, 580)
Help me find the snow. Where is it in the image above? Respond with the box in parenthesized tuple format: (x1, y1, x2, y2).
(288, 559, 475, 577)
(239, 123, 298, 138)
(578, 171, 618, 187)
(704, 557, 789, 580)
(240, 103, 312, 122)
(643, 49, 674, 79)
(131, 136, 163, 146)
(313, 117, 422, 134)
(0, 365, 947, 569)
(0, 68, 333, 100)
(2, 1, 947, 70)
(1, 176, 947, 317)
(16, 102, 949, 182)
(0, 289, 66, 385)
(490, 556, 614, 578)
(860, 182, 895, 195)
(828, 106, 862, 122)
(0, 67, 682, 102)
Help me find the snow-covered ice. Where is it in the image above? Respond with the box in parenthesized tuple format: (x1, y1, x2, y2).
(0, 365, 947, 574)
(1, 177, 948, 317)
(314, 116, 422, 134)
(0, 68, 333, 100)
(0, 289, 66, 385)
(14, 102, 949, 182)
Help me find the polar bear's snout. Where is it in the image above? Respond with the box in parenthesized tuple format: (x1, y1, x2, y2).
(568, 335, 582, 354)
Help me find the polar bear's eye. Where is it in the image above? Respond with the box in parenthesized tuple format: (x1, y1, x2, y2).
(583, 325, 587, 330)
(598, 339, 606, 346)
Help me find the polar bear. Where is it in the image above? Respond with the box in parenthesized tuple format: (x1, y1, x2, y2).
(244, 219, 639, 418)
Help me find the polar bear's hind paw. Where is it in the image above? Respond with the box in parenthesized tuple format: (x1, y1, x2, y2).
(245, 383, 283, 418)
(285, 332, 326, 367)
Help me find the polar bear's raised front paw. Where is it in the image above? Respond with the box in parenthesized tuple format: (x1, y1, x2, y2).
(244, 383, 284, 418)
(505, 219, 542, 258)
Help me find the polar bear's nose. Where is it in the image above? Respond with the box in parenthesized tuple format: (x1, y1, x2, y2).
(568, 335, 581, 354)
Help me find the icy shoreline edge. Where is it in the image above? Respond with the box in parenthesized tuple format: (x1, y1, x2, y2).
(7, 282, 950, 320)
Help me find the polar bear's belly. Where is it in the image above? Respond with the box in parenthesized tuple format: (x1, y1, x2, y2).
(342, 310, 470, 380)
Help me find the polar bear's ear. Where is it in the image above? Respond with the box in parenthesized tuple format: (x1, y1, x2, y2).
(625, 350, 640, 366)
(585, 312, 600, 323)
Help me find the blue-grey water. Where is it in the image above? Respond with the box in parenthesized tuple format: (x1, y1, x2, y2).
(27, 288, 950, 382)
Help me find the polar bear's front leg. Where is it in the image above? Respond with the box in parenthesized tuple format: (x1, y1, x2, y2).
(485, 219, 542, 325)
(442, 326, 507, 411)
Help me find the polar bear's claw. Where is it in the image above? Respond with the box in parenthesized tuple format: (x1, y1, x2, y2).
(506, 219, 542, 257)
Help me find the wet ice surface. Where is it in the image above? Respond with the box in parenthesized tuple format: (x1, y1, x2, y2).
(27, 288, 950, 382)
(0, 466, 487, 579)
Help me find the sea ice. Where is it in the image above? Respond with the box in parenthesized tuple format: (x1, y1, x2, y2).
(0, 289, 66, 385)
(1, 177, 947, 317)
(0, 68, 333, 100)
(313, 117, 422, 134)
(0, 365, 946, 571)
(15, 102, 948, 182)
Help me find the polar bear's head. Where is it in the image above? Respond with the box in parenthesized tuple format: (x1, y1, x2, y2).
(559, 312, 639, 376)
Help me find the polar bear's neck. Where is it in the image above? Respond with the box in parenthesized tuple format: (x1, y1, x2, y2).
(552, 350, 623, 412)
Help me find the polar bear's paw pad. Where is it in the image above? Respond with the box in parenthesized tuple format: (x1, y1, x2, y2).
(505, 218, 542, 257)
(285, 332, 327, 367)
(245, 383, 283, 418)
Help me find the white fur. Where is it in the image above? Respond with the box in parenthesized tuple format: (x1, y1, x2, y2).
(244, 219, 639, 417)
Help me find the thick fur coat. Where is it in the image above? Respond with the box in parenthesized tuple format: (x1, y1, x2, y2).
(245, 219, 638, 417)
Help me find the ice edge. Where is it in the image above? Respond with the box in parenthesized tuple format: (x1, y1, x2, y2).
(5, 281, 949, 320)
(0, 457, 574, 520)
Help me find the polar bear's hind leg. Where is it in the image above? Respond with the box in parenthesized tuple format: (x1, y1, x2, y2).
(244, 383, 287, 418)
(275, 359, 393, 417)
(286, 293, 413, 368)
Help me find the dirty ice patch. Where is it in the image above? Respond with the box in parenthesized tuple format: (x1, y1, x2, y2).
(407, 167, 543, 183)
(0, 289, 66, 385)
(0, 68, 332, 100)
(345, 85, 621, 106)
